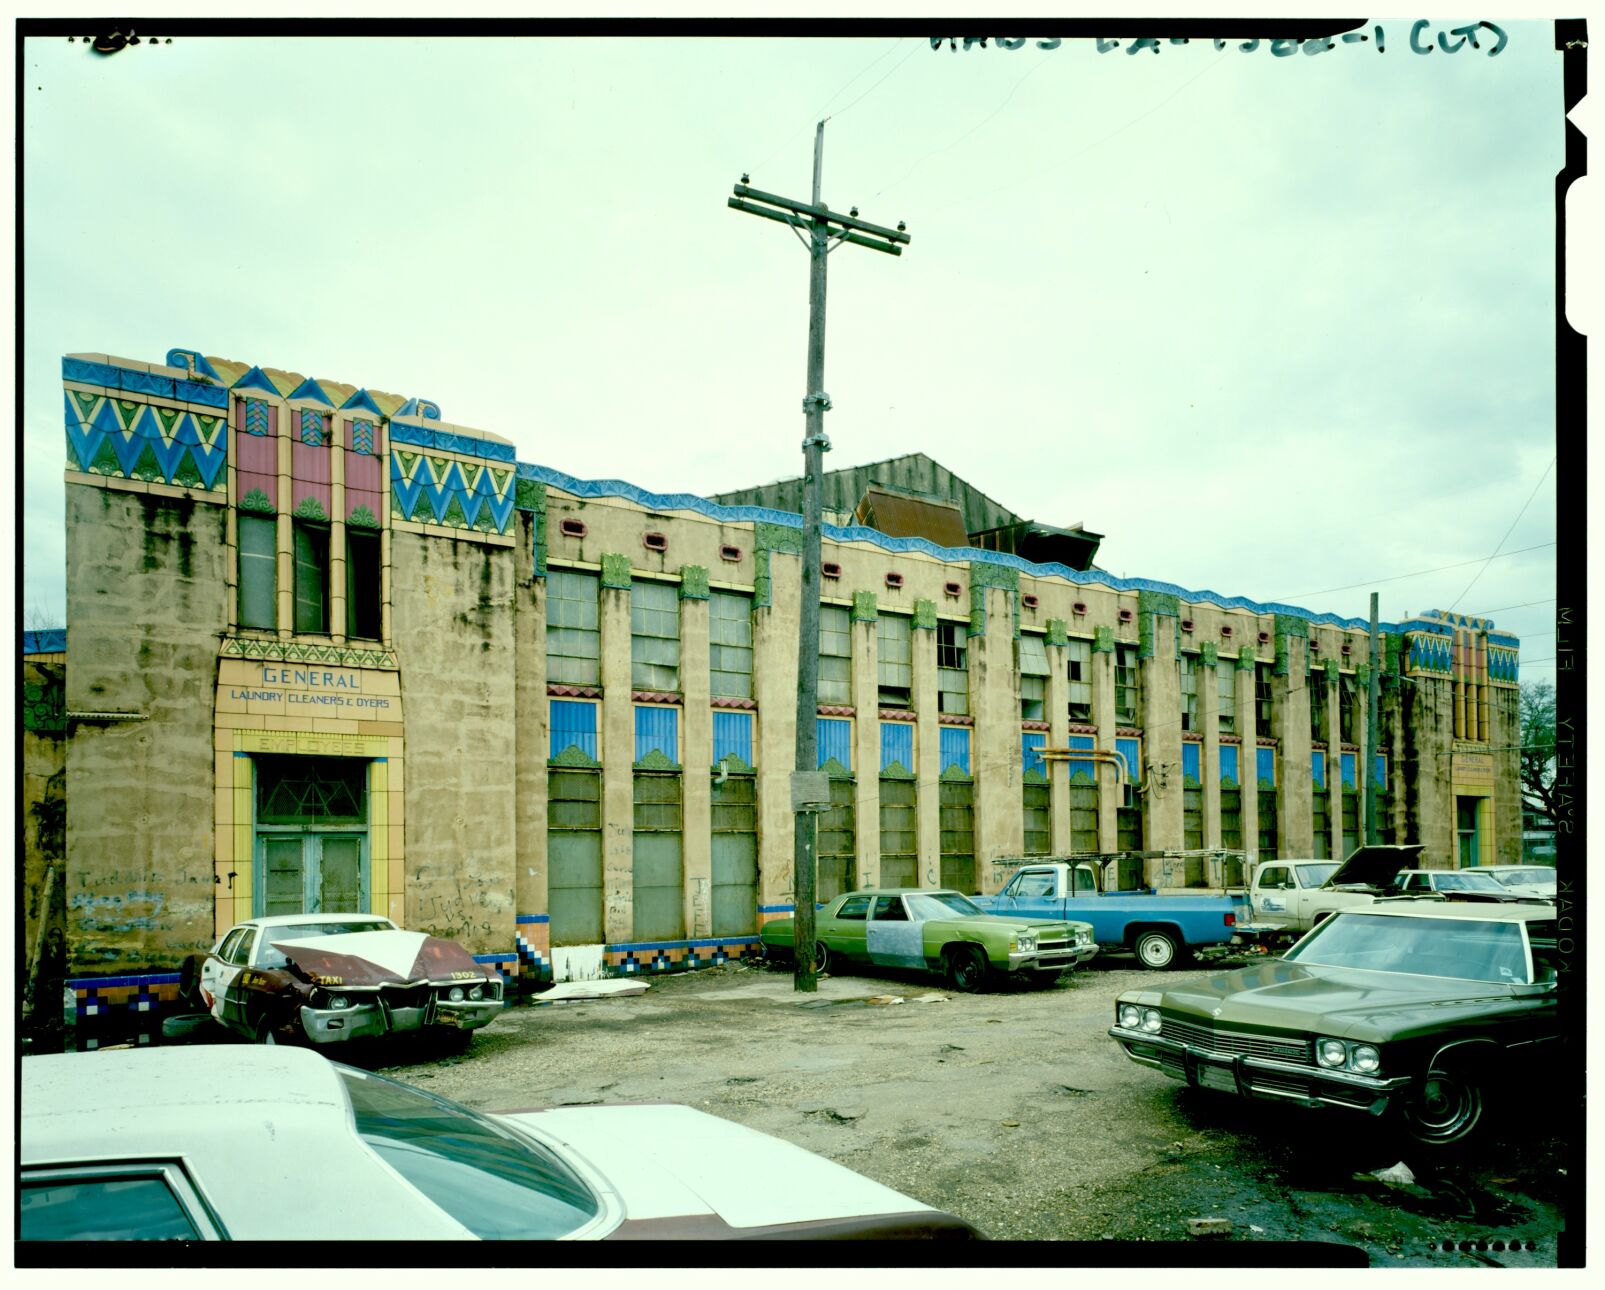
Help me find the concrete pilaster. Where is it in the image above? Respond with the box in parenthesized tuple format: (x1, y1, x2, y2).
(1273, 638, 1313, 856)
(1201, 655, 1221, 848)
(1093, 645, 1118, 850)
(753, 553, 800, 907)
(513, 533, 548, 931)
(600, 583, 635, 942)
(680, 596, 712, 936)
(973, 586, 1021, 892)
(1328, 669, 1345, 861)
(1142, 618, 1183, 855)
(915, 624, 941, 886)
(1046, 642, 1071, 853)
(854, 616, 881, 890)
(1236, 661, 1258, 862)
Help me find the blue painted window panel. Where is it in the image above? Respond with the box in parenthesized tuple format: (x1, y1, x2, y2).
(1220, 746, 1239, 787)
(549, 700, 599, 761)
(1374, 754, 1387, 788)
(635, 706, 679, 764)
(817, 718, 853, 772)
(1256, 746, 1276, 788)
(1181, 742, 1201, 784)
(1067, 734, 1095, 783)
(939, 727, 971, 776)
(712, 710, 755, 769)
(1312, 750, 1326, 789)
(1341, 753, 1357, 790)
(1115, 737, 1142, 785)
(881, 722, 914, 773)
(1021, 732, 1046, 777)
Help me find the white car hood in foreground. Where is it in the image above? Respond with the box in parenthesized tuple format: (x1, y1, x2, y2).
(500, 1103, 935, 1230)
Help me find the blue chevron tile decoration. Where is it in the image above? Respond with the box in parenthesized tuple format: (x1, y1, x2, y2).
(298, 410, 326, 447)
(390, 450, 516, 534)
(63, 390, 227, 491)
(287, 376, 335, 407)
(350, 419, 375, 455)
(243, 399, 270, 436)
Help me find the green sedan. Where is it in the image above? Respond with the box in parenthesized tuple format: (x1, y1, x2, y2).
(760, 888, 1097, 992)
(1109, 899, 1559, 1147)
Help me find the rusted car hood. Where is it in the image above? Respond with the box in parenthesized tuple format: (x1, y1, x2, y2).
(271, 929, 492, 986)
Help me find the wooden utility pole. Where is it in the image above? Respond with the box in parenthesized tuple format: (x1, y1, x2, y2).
(728, 122, 910, 991)
(1366, 592, 1381, 843)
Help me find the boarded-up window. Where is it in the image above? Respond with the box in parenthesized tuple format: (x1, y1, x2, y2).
(1116, 644, 1139, 725)
(878, 616, 913, 708)
(547, 571, 600, 686)
(1221, 785, 1242, 851)
(631, 580, 680, 692)
(1019, 634, 1049, 720)
(709, 591, 753, 700)
(345, 529, 381, 641)
(293, 522, 329, 635)
(548, 769, 603, 945)
(1070, 781, 1099, 853)
(1341, 789, 1360, 860)
(1067, 638, 1092, 722)
(1179, 653, 1199, 732)
(1339, 675, 1357, 744)
(711, 775, 757, 936)
(1218, 667, 1236, 734)
(633, 773, 683, 940)
(1311, 789, 1331, 860)
(1256, 663, 1274, 737)
(818, 605, 852, 705)
(817, 777, 856, 902)
(1117, 801, 1144, 852)
(238, 513, 277, 630)
(936, 622, 968, 716)
(879, 777, 917, 888)
(939, 780, 975, 893)
(1183, 784, 1203, 850)
(1023, 781, 1051, 855)
(1308, 673, 1327, 743)
(1258, 788, 1278, 860)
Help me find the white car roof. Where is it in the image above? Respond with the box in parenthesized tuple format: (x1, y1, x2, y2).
(1340, 900, 1555, 923)
(235, 912, 398, 929)
(22, 1047, 471, 1240)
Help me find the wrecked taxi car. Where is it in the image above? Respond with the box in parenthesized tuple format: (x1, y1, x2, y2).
(189, 913, 504, 1047)
(22, 1047, 985, 1240)
(760, 888, 1096, 991)
(1109, 900, 1559, 1146)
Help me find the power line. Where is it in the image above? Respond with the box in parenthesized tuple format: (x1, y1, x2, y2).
(1465, 598, 1556, 616)
(1445, 456, 1556, 612)
(827, 40, 919, 121)
(748, 40, 907, 179)
(1272, 542, 1555, 601)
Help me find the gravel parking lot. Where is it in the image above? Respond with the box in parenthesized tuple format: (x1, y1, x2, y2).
(373, 955, 1569, 1263)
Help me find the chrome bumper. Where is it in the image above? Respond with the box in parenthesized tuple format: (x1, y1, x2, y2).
(298, 997, 502, 1043)
(1009, 943, 1099, 972)
(1108, 1024, 1411, 1113)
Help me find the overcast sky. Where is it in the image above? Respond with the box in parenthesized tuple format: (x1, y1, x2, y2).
(20, 24, 1565, 680)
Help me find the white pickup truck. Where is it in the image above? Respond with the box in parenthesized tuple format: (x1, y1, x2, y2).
(1246, 844, 1425, 934)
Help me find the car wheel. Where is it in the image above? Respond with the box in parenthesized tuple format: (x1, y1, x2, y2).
(812, 942, 830, 975)
(1134, 930, 1180, 970)
(253, 1019, 280, 1046)
(1401, 1064, 1485, 1147)
(177, 955, 205, 1009)
(945, 945, 989, 993)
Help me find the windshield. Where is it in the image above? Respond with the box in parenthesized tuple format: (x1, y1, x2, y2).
(339, 1067, 599, 1239)
(1297, 863, 1339, 888)
(257, 919, 396, 967)
(1433, 871, 1506, 893)
(1492, 868, 1555, 891)
(1286, 913, 1531, 983)
(905, 892, 986, 920)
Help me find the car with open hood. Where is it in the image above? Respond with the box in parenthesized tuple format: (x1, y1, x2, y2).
(1246, 844, 1426, 933)
(1109, 900, 1559, 1147)
(20, 1046, 984, 1241)
(759, 888, 1096, 991)
(188, 913, 503, 1047)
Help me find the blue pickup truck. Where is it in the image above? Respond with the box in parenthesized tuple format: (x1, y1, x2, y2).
(973, 860, 1249, 968)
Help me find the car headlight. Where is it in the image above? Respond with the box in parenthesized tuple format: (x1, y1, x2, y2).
(448, 986, 465, 1002)
(468, 985, 484, 1001)
(326, 994, 349, 1010)
(1350, 1045, 1381, 1074)
(1141, 1008, 1163, 1034)
(1014, 933, 1037, 953)
(1317, 1038, 1349, 1068)
(1118, 1003, 1142, 1029)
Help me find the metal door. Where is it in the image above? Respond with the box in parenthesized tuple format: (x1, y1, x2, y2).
(255, 834, 368, 916)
